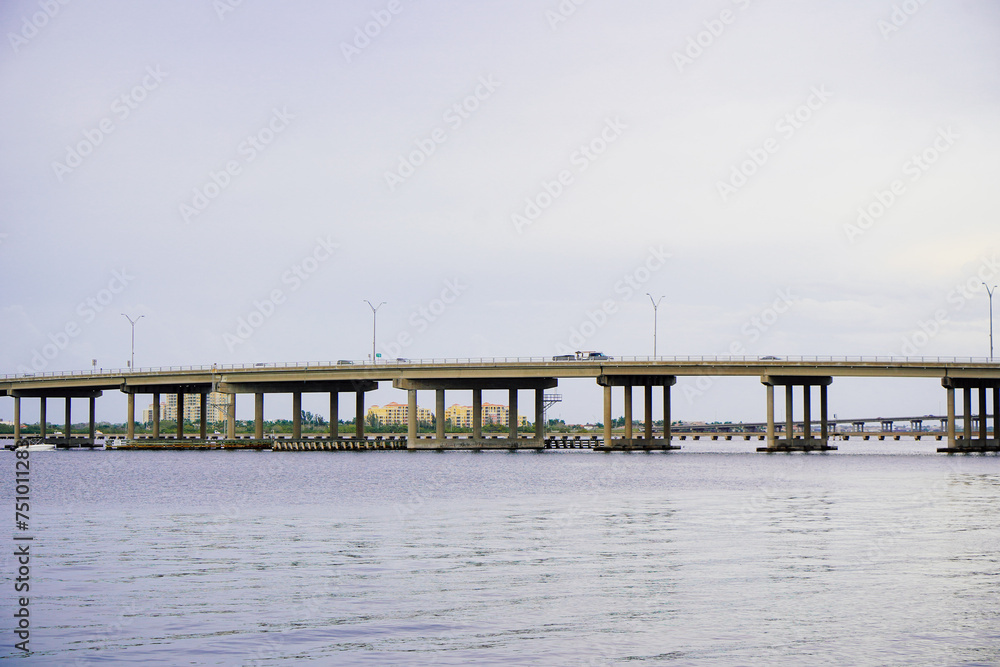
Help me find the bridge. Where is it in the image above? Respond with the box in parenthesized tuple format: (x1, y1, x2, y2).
(2, 356, 998, 453)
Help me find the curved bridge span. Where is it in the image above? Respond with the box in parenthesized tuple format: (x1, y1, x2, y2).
(3, 356, 998, 453)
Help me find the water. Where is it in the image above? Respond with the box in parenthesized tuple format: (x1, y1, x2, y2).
(2, 441, 999, 665)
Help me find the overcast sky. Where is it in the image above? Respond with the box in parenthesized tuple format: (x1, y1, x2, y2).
(1, 0, 998, 424)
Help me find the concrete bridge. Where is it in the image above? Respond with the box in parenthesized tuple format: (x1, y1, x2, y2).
(2, 355, 998, 453)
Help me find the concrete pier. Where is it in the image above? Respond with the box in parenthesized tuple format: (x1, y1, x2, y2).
(938, 378, 999, 453)
(212, 378, 377, 444)
(758, 376, 836, 452)
(394, 377, 556, 449)
(595, 375, 679, 451)
(255, 392, 264, 439)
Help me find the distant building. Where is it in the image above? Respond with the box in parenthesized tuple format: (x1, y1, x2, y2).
(144, 392, 228, 423)
(444, 403, 528, 428)
(367, 402, 433, 426)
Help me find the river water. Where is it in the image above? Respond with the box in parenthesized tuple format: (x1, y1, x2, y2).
(2, 440, 999, 665)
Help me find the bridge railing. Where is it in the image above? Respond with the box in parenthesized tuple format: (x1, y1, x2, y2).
(2, 355, 995, 381)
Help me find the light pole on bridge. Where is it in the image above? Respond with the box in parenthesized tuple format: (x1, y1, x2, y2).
(364, 300, 386, 363)
(984, 283, 996, 362)
(647, 294, 664, 358)
(121, 313, 144, 371)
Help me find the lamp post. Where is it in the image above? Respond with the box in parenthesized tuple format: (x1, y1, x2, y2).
(364, 300, 385, 363)
(646, 294, 664, 358)
(984, 283, 996, 361)
(121, 313, 144, 371)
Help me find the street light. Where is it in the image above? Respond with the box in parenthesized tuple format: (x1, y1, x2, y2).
(984, 283, 996, 361)
(647, 294, 664, 358)
(364, 300, 385, 363)
(121, 313, 144, 371)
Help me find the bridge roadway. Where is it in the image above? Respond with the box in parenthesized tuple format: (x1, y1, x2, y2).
(2, 356, 999, 453)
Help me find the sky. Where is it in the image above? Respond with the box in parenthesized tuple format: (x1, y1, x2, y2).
(1, 0, 998, 425)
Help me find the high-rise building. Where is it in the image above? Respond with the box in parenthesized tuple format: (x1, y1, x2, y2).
(145, 392, 228, 423)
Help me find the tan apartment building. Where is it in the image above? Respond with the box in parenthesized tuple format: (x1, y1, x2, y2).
(366, 402, 434, 426)
(444, 403, 528, 428)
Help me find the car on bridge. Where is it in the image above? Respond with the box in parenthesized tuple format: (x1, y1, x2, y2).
(553, 351, 612, 361)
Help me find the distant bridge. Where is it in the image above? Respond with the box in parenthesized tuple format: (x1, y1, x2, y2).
(2, 355, 998, 453)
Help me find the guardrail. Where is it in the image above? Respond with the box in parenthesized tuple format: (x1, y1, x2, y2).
(2, 355, 995, 381)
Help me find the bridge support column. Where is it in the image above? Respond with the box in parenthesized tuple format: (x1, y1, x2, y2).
(330, 392, 339, 439)
(623, 385, 632, 441)
(962, 387, 971, 442)
(946, 386, 956, 448)
(65, 397, 72, 440)
(785, 386, 794, 442)
(535, 388, 544, 441)
(292, 392, 302, 439)
(355, 390, 364, 439)
(766, 384, 775, 448)
(226, 394, 236, 439)
(176, 392, 184, 439)
(406, 389, 417, 446)
(39, 397, 46, 438)
(13, 397, 20, 440)
(759, 375, 835, 452)
(436, 389, 446, 440)
(472, 389, 482, 441)
(508, 389, 518, 440)
(820, 384, 828, 441)
(979, 387, 988, 442)
(663, 384, 671, 445)
(127, 393, 135, 439)
(199, 394, 207, 439)
(152, 393, 160, 439)
(802, 386, 811, 441)
(89, 396, 96, 440)
(994, 387, 999, 445)
(603, 385, 612, 447)
(255, 392, 264, 439)
(644, 385, 653, 441)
